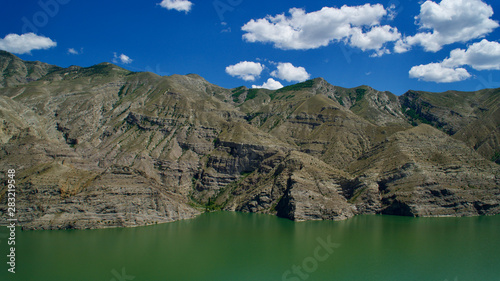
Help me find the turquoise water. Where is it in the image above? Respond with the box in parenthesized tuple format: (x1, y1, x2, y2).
(1, 212, 499, 281)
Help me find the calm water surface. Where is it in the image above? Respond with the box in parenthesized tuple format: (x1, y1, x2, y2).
(1, 212, 499, 281)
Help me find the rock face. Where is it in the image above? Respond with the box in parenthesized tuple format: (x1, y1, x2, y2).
(348, 125, 500, 217)
(0, 51, 499, 229)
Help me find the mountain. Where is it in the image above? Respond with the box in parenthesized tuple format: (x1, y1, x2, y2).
(0, 51, 498, 229)
(0, 50, 61, 88)
(400, 89, 500, 164)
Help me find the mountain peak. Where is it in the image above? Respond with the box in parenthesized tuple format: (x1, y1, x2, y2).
(186, 73, 205, 80)
(0, 50, 60, 87)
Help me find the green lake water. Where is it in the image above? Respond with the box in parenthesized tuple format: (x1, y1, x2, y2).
(1, 212, 499, 281)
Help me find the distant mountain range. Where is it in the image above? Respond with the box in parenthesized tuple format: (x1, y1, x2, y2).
(0, 50, 499, 229)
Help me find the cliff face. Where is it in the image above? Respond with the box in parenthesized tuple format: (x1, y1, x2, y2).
(0, 52, 499, 229)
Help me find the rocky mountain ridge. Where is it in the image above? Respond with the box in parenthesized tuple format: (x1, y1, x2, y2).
(0, 51, 498, 229)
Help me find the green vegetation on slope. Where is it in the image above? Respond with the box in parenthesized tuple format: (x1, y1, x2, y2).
(245, 89, 259, 101)
(275, 79, 314, 93)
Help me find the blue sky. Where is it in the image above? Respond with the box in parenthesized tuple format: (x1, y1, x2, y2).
(1, 0, 500, 95)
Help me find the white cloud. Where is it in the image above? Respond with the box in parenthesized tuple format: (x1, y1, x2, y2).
(241, 4, 400, 55)
(67, 48, 78, 55)
(159, 0, 193, 13)
(409, 39, 500, 83)
(271, 62, 310, 82)
(119, 54, 132, 64)
(396, 0, 499, 53)
(394, 39, 411, 53)
(442, 39, 500, 70)
(113, 53, 133, 64)
(67, 48, 83, 55)
(409, 63, 471, 83)
(225, 61, 264, 81)
(349, 25, 401, 53)
(252, 78, 284, 90)
(0, 33, 56, 54)
(387, 4, 398, 21)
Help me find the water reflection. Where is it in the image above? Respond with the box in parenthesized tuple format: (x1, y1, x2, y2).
(0, 213, 499, 281)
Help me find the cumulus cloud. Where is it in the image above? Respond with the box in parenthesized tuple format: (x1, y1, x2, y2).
(409, 39, 500, 83)
(271, 62, 310, 82)
(252, 78, 284, 90)
(113, 53, 133, 64)
(409, 63, 471, 83)
(396, 0, 499, 53)
(394, 39, 412, 53)
(159, 0, 193, 13)
(442, 39, 500, 70)
(225, 61, 264, 81)
(0, 33, 56, 54)
(349, 25, 401, 55)
(241, 4, 401, 55)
